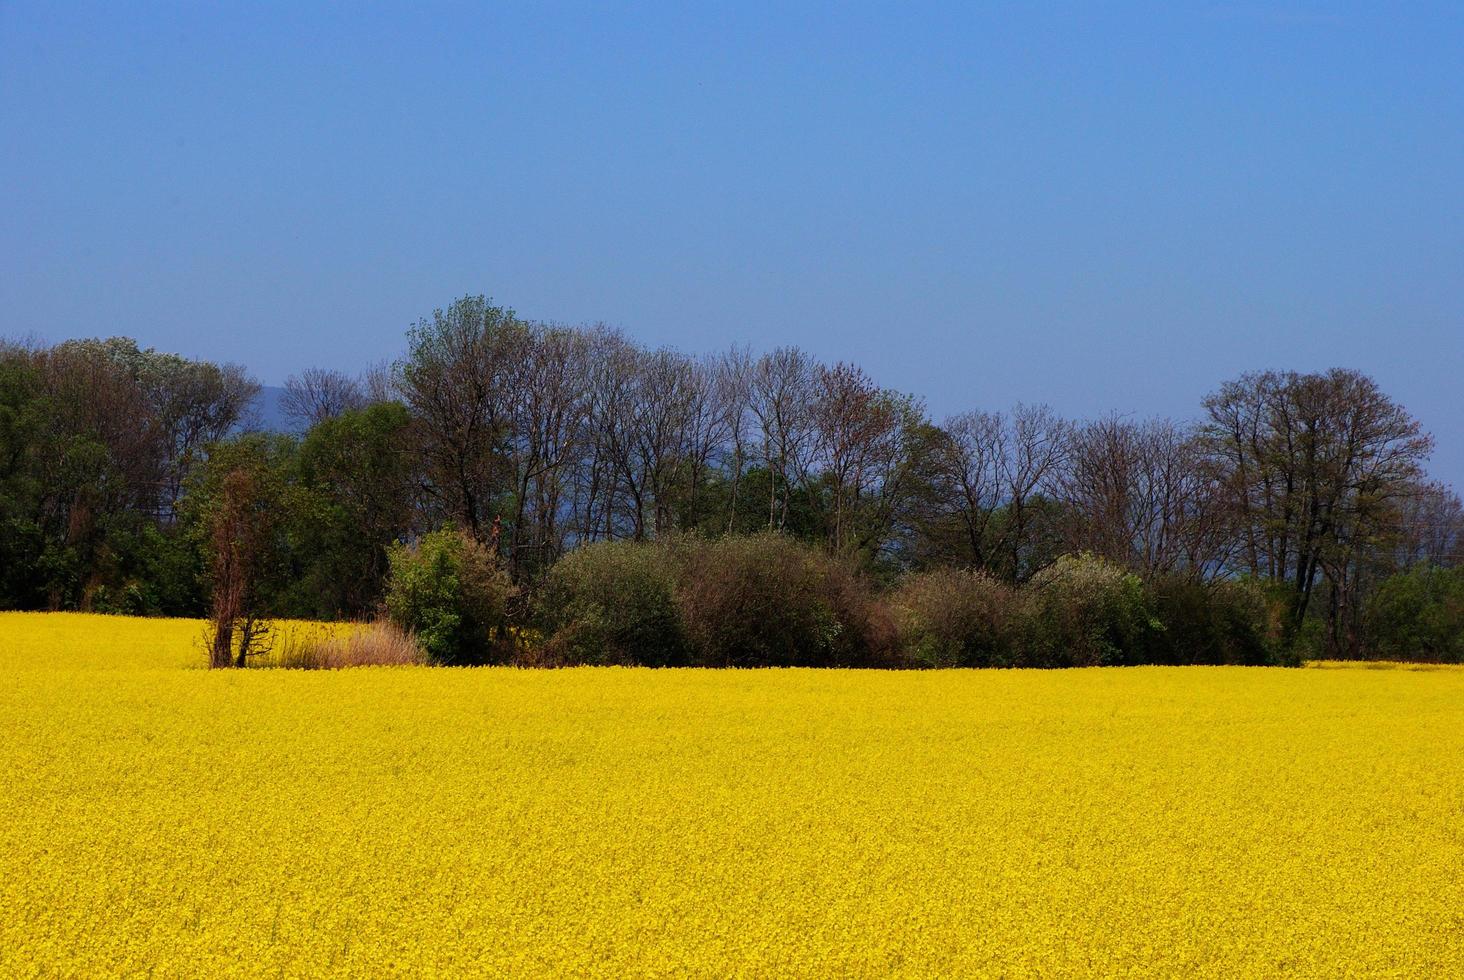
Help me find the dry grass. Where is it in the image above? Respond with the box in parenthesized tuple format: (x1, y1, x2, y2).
(271, 620, 425, 669)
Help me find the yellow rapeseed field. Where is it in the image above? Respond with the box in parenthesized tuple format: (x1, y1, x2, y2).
(2, 612, 1462, 977)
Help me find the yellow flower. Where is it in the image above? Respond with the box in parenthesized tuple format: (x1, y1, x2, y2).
(2, 611, 1461, 977)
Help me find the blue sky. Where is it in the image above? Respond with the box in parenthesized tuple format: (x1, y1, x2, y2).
(2, 2, 1460, 485)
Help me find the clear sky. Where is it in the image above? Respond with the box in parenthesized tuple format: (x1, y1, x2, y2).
(2, 2, 1460, 486)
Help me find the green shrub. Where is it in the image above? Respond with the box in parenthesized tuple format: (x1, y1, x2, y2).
(1143, 576, 1277, 666)
(1364, 565, 1464, 663)
(1016, 553, 1159, 667)
(537, 540, 689, 666)
(892, 568, 1016, 667)
(676, 533, 892, 667)
(384, 529, 515, 664)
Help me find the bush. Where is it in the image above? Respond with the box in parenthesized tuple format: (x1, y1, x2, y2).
(384, 529, 515, 664)
(1016, 553, 1158, 667)
(1143, 576, 1278, 666)
(821, 557, 900, 667)
(537, 540, 689, 666)
(677, 533, 893, 667)
(1233, 578, 1311, 666)
(1364, 565, 1464, 663)
(892, 568, 1016, 667)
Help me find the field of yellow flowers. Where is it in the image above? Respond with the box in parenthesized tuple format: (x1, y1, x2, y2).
(2, 611, 1462, 976)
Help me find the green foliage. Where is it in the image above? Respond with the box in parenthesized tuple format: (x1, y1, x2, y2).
(892, 567, 1017, 667)
(1245, 577, 1316, 666)
(2, 326, 1452, 674)
(0, 355, 51, 607)
(1364, 566, 1464, 663)
(1017, 553, 1160, 667)
(87, 523, 205, 617)
(537, 540, 689, 666)
(182, 434, 307, 623)
(398, 297, 525, 540)
(291, 403, 416, 617)
(0, 338, 255, 612)
(173, 406, 417, 623)
(678, 465, 826, 541)
(1142, 576, 1278, 666)
(385, 529, 516, 665)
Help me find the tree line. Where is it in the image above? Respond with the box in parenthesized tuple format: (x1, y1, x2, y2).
(2, 296, 1460, 662)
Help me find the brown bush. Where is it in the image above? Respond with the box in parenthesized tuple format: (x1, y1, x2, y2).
(823, 558, 901, 667)
(676, 533, 893, 667)
(891, 568, 1017, 667)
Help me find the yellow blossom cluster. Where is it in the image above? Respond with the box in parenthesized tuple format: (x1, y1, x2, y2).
(1, 612, 1461, 976)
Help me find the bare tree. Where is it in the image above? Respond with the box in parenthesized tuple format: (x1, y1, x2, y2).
(620, 348, 707, 537)
(749, 347, 817, 531)
(919, 405, 1070, 582)
(1058, 416, 1232, 578)
(712, 346, 755, 533)
(281, 367, 366, 428)
(997, 404, 1072, 582)
(571, 328, 642, 542)
(668, 353, 737, 534)
(506, 324, 594, 572)
(1390, 481, 1464, 568)
(928, 410, 1007, 570)
(360, 360, 398, 405)
(808, 362, 923, 554)
(150, 358, 259, 520)
(1202, 368, 1433, 642)
(197, 444, 290, 668)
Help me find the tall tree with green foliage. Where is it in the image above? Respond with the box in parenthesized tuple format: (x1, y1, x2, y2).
(398, 296, 526, 545)
(292, 402, 418, 617)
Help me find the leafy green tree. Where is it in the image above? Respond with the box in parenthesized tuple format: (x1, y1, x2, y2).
(1141, 576, 1277, 666)
(291, 403, 417, 617)
(1364, 566, 1464, 663)
(398, 297, 526, 543)
(0, 351, 49, 607)
(0, 338, 255, 612)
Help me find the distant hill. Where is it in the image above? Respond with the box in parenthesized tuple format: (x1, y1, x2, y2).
(245, 385, 304, 434)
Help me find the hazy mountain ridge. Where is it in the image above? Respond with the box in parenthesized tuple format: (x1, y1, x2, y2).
(245, 386, 303, 434)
